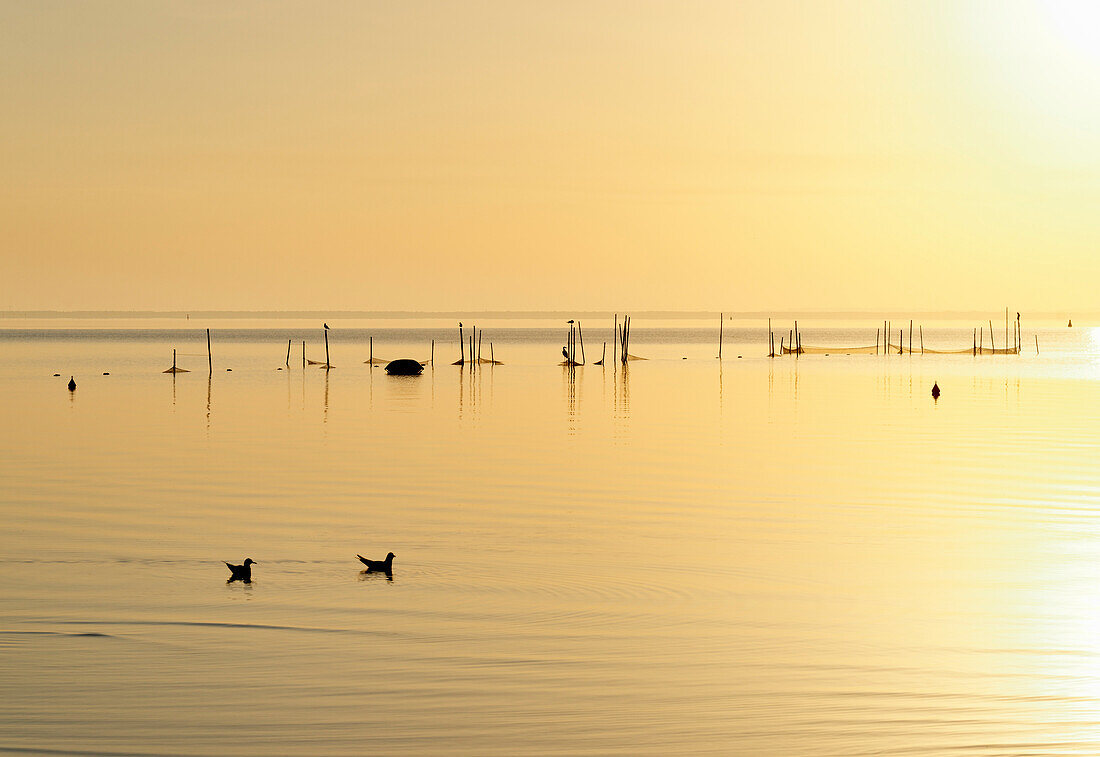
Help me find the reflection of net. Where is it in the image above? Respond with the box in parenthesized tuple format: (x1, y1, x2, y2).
(782, 343, 1019, 355)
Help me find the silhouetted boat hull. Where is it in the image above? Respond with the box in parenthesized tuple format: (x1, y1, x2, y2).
(385, 359, 424, 375)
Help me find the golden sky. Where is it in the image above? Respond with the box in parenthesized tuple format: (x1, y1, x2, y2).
(1, 1, 1097, 312)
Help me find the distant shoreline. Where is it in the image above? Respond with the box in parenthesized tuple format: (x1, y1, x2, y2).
(0, 310, 1086, 321)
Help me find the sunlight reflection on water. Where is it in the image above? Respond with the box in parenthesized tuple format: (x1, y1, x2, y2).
(1, 321, 1099, 755)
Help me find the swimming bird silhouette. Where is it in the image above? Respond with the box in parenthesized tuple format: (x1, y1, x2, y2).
(226, 558, 256, 582)
(931, 382, 940, 399)
(67, 376, 76, 391)
(357, 553, 395, 573)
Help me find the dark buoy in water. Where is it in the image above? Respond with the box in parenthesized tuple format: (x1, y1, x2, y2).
(931, 382, 940, 399)
(53, 373, 60, 377)
(384, 359, 424, 376)
(102, 372, 109, 376)
(67, 376, 76, 391)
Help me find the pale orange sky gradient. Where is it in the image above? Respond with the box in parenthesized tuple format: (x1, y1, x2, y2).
(1, 1, 1097, 312)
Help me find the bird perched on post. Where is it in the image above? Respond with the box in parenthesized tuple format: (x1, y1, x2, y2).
(323, 323, 330, 330)
(225, 558, 256, 582)
(562, 346, 569, 361)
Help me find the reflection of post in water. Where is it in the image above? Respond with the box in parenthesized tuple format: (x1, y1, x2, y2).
(562, 359, 577, 430)
(614, 361, 630, 415)
(171, 372, 177, 407)
(718, 362, 723, 413)
(457, 363, 466, 419)
(323, 367, 330, 423)
(207, 372, 212, 431)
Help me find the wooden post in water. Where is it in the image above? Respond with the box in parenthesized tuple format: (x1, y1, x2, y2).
(613, 314, 618, 365)
(980, 327, 984, 354)
(478, 329, 482, 363)
(875, 328, 879, 354)
(207, 329, 212, 373)
(491, 342, 495, 364)
(788, 329, 793, 355)
(324, 329, 330, 369)
(286, 339, 291, 367)
(458, 323, 464, 364)
(431, 339, 435, 365)
(1035, 334, 1039, 355)
(600, 341, 606, 364)
(577, 321, 585, 365)
(909, 320, 913, 354)
(369, 336, 373, 367)
(898, 329, 903, 354)
(920, 325, 924, 354)
(718, 312, 723, 359)
(1006, 307, 1009, 355)
(173, 349, 177, 370)
(988, 320, 995, 352)
(302, 341, 306, 367)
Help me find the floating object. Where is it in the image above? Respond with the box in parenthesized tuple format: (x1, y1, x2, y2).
(276, 367, 282, 371)
(1069, 319, 1073, 327)
(102, 372, 109, 376)
(67, 376, 76, 391)
(53, 373, 60, 377)
(226, 368, 232, 371)
(931, 382, 940, 399)
(358, 553, 395, 573)
(225, 558, 255, 582)
(384, 359, 424, 375)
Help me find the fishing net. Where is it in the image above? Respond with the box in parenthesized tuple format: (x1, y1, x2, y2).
(782, 343, 1019, 355)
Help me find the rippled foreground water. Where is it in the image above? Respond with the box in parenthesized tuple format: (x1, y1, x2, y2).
(2, 318, 1100, 756)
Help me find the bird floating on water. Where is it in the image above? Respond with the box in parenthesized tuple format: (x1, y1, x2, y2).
(357, 553, 395, 573)
(931, 382, 940, 399)
(226, 558, 256, 582)
(67, 376, 76, 391)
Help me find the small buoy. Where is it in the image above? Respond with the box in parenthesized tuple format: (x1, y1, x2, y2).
(931, 382, 940, 399)
(53, 373, 60, 377)
(276, 368, 282, 371)
(737, 355, 742, 358)
(226, 368, 232, 372)
(102, 372, 109, 376)
(67, 376, 76, 391)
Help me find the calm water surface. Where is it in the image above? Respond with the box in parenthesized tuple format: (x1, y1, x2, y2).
(2, 319, 1099, 755)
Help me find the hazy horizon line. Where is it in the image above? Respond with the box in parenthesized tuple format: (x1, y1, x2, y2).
(0, 309, 1086, 321)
